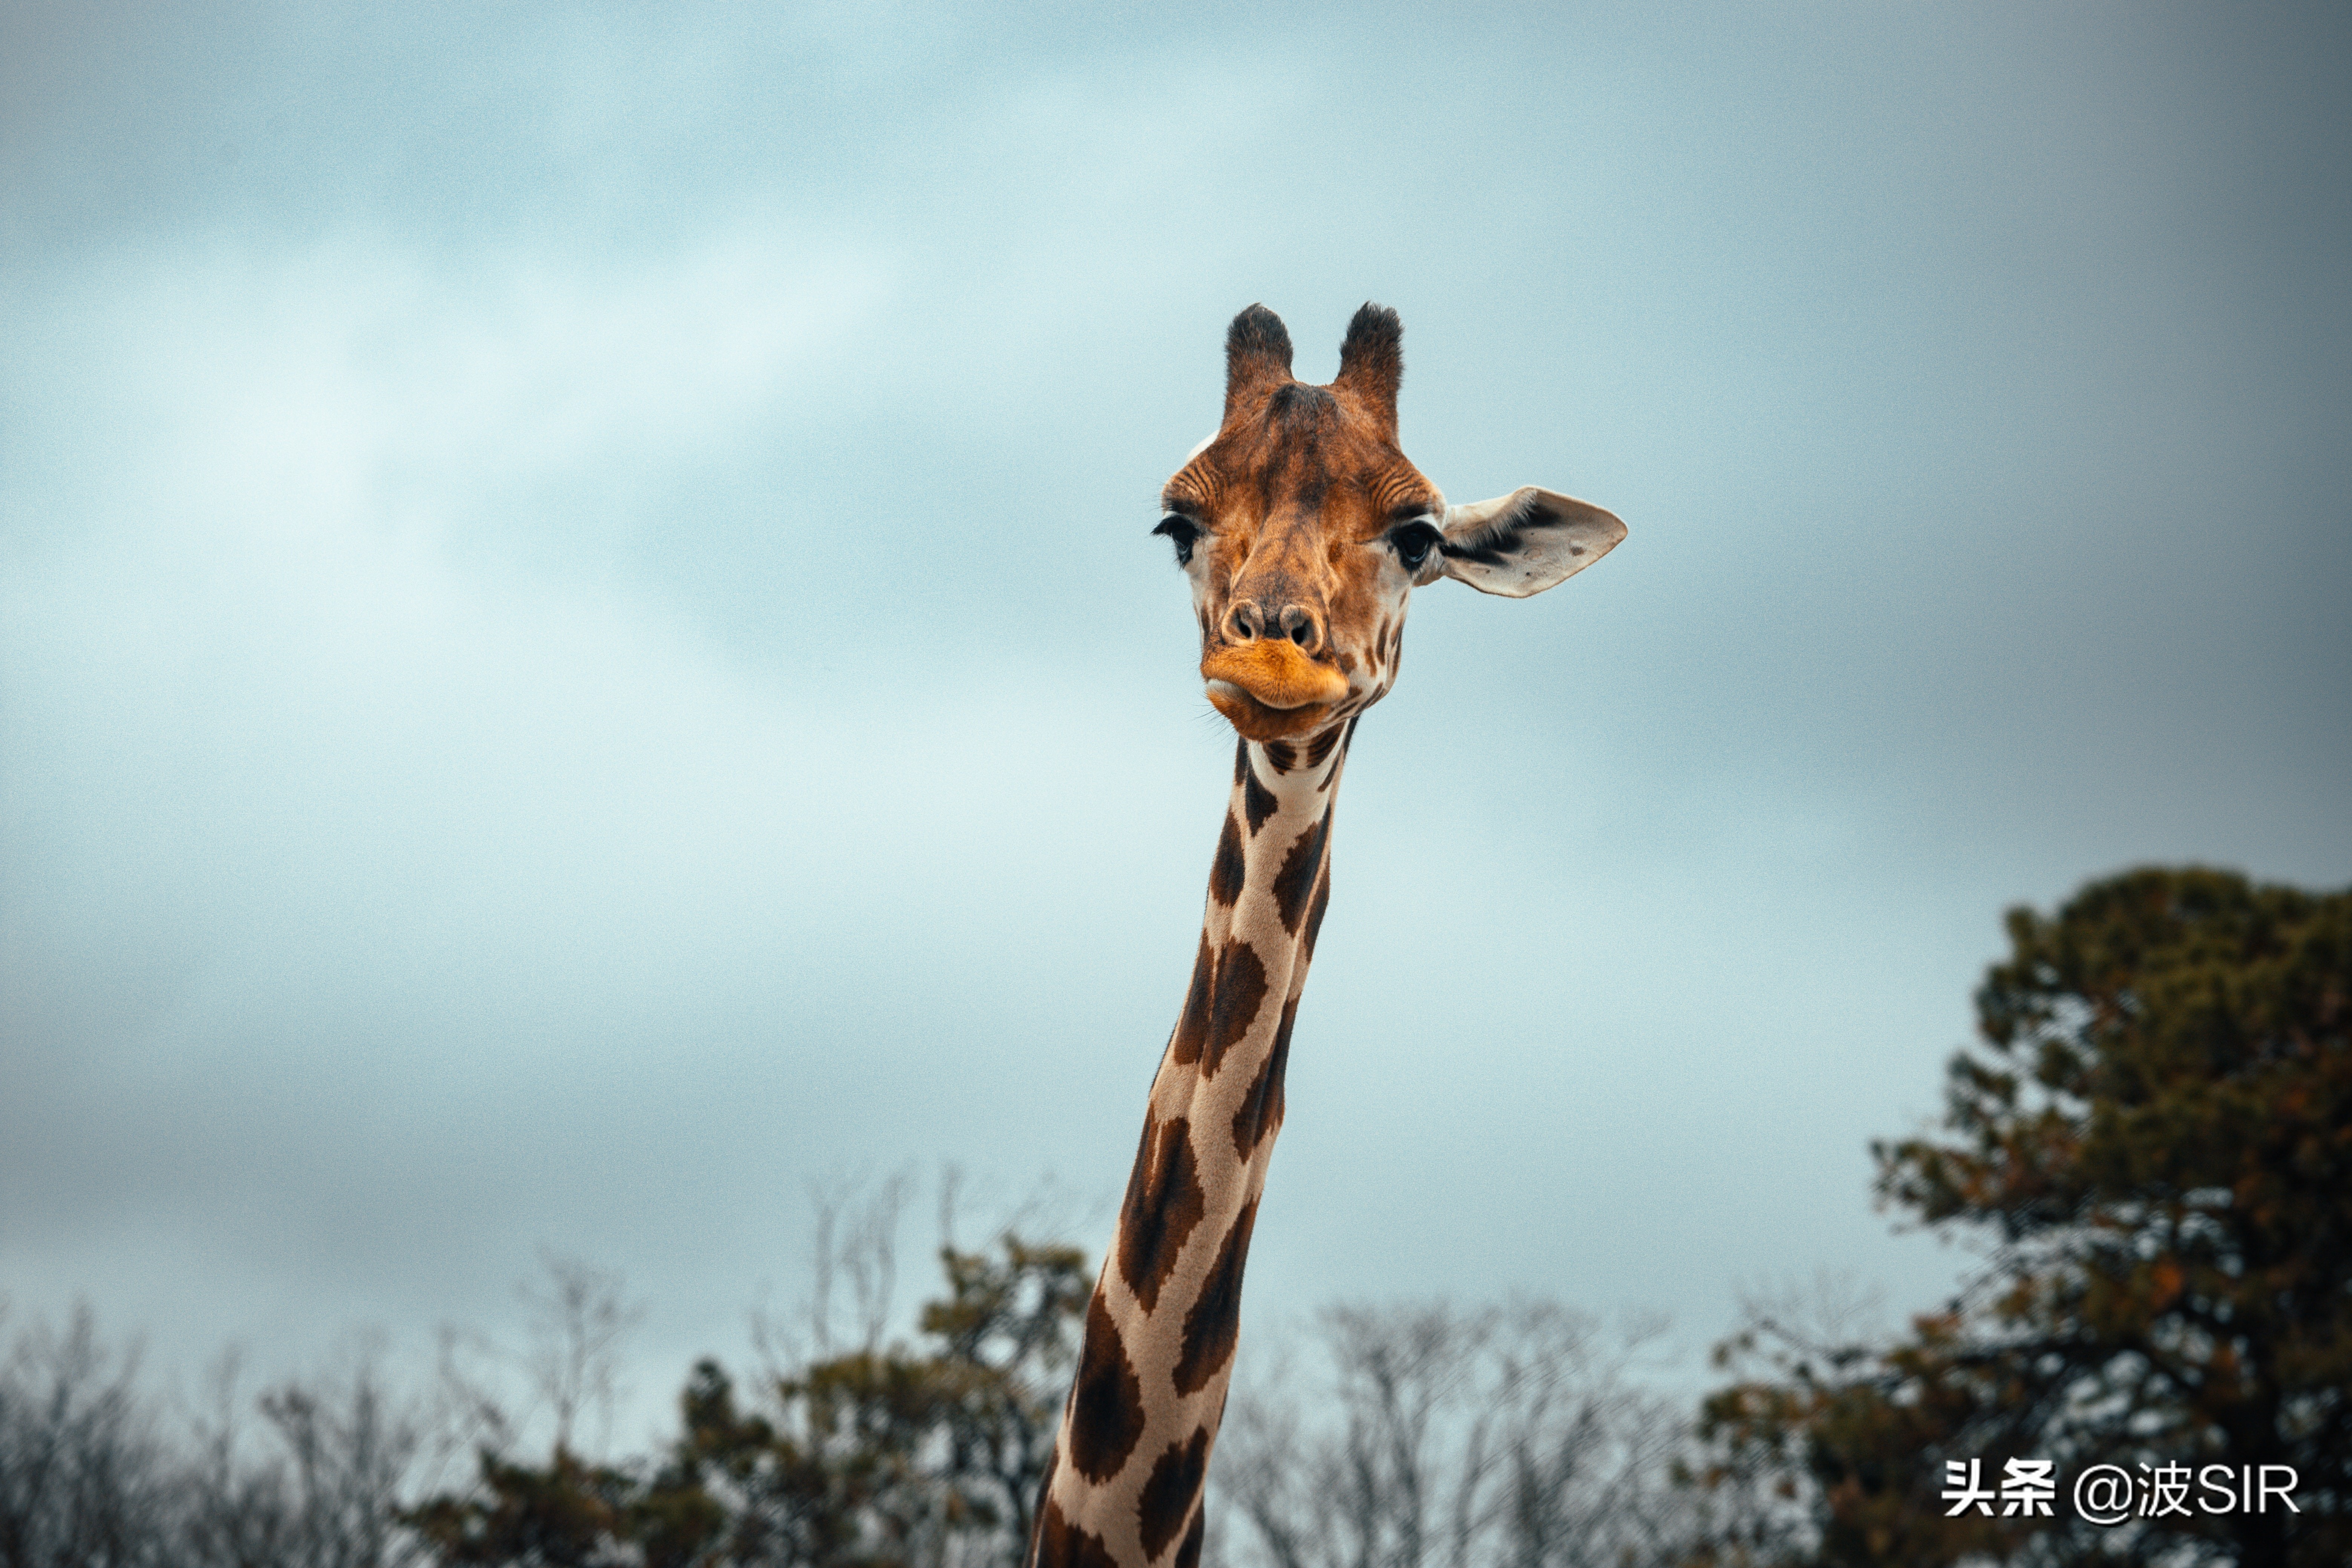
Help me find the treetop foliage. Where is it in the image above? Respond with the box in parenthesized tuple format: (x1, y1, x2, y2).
(11, 867, 2339, 1568)
(1700, 866, 2349, 1568)
(403, 1234, 1089, 1568)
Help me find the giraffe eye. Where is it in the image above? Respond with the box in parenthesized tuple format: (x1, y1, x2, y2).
(1388, 520, 1442, 571)
(1153, 515, 1201, 566)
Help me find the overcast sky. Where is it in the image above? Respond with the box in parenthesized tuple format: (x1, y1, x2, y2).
(3, 0, 2347, 1447)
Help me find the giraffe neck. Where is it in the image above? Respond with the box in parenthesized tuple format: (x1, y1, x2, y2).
(1032, 725, 1349, 1568)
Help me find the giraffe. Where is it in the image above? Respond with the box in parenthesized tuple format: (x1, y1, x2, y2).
(1027, 303, 1625, 1568)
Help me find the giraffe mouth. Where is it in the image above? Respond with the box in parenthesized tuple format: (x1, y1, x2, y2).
(1201, 642, 1348, 740)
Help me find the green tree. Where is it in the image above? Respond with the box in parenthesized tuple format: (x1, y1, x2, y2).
(405, 1234, 1089, 1568)
(1696, 867, 2349, 1568)
(402, 1447, 641, 1568)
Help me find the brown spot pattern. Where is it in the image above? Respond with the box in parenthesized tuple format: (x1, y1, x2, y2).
(1034, 1498, 1121, 1568)
(1208, 812, 1245, 908)
(1199, 939, 1268, 1079)
(1174, 1510, 1205, 1568)
(1169, 934, 1213, 1065)
(1116, 1116, 1205, 1314)
(1318, 720, 1357, 792)
(1067, 1295, 1146, 1482)
(1136, 1428, 1213, 1560)
(1302, 873, 1332, 965)
(1061, 309, 1500, 1563)
(1230, 995, 1297, 1158)
(1240, 753, 1277, 835)
(1270, 812, 1328, 934)
(1174, 1199, 1258, 1395)
(1034, 1443, 1058, 1524)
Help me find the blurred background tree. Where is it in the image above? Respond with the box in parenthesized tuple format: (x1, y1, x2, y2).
(9, 868, 2341, 1567)
(1209, 1299, 1698, 1568)
(403, 1226, 1089, 1568)
(1696, 867, 2349, 1568)
(0, 1307, 429, 1568)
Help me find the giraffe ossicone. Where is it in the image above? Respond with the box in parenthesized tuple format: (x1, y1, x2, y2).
(1029, 303, 1625, 1568)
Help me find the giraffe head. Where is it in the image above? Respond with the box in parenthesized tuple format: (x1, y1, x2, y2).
(1156, 303, 1626, 744)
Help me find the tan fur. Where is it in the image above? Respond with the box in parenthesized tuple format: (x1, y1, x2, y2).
(1161, 369, 1438, 750)
(1030, 306, 1622, 1568)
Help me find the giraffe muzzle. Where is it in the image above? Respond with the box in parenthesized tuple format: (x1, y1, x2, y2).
(1200, 641, 1348, 737)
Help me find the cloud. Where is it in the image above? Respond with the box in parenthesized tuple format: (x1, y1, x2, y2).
(3, 0, 2344, 1452)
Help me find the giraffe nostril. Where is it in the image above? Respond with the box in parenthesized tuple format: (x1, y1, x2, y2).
(1278, 604, 1319, 652)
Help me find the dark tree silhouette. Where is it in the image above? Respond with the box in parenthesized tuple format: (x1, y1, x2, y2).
(0, 1307, 428, 1568)
(1696, 867, 2349, 1568)
(1210, 1300, 1698, 1568)
(404, 1234, 1090, 1568)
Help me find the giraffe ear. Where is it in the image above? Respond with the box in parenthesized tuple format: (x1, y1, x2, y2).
(1438, 487, 1626, 598)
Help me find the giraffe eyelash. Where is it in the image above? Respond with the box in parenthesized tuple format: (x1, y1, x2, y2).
(1386, 518, 1443, 571)
(1153, 515, 1202, 565)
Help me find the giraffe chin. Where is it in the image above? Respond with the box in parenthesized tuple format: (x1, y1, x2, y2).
(1199, 641, 1348, 725)
(1204, 680, 1337, 741)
